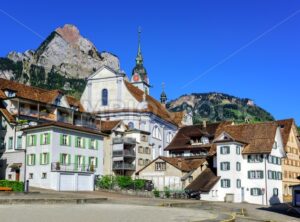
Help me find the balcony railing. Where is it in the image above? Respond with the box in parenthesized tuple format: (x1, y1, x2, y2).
(112, 150, 136, 158)
(112, 137, 136, 145)
(112, 162, 135, 171)
(51, 162, 95, 173)
(57, 116, 72, 124)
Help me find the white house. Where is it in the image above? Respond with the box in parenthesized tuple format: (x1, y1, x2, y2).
(199, 122, 286, 205)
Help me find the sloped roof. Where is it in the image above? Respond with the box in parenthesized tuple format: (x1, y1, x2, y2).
(276, 119, 296, 149)
(165, 122, 232, 151)
(21, 121, 106, 136)
(136, 156, 207, 174)
(0, 78, 84, 111)
(98, 120, 122, 133)
(185, 168, 220, 192)
(215, 122, 278, 154)
(0, 108, 16, 123)
(124, 81, 184, 126)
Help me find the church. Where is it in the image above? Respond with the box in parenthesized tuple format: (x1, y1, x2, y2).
(80, 30, 192, 164)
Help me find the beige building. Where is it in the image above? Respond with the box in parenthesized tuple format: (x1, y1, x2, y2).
(277, 119, 300, 201)
(136, 156, 208, 191)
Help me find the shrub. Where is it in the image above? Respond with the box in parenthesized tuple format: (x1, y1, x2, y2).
(116, 176, 133, 189)
(96, 175, 114, 189)
(133, 179, 146, 190)
(164, 187, 171, 198)
(0, 180, 24, 192)
(153, 188, 160, 198)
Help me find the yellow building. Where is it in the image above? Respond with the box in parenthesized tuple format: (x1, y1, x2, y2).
(277, 119, 300, 202)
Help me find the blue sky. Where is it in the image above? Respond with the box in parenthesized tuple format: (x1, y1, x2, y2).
(1, 0, 300, 123)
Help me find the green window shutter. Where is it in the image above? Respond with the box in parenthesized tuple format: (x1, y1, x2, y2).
(26, 136, 29, 147)
(83, 156, 86, 167)
(74, 155, 78, 170)
(96, 140, 99, 150)
(40, 134, 43, 145)
(26, 155, 29, 166)
(75, 137, 77, 147)
(47, 153, 50, 164)
(68, 154, 71, 165)
(60, 134, 63, 145)
(68, 135, 71, 146)
(33, 135, 37, 146)
(88, 139, 91, 149)
(83, 138, 86, 148)
(40, 153, 42, 165)
(33, 154, 36, 165)
(59, 154, 63, 164)
(95, 157, 98, 168)
(88, 157, 91, 166)
(47, 133, 51, 145)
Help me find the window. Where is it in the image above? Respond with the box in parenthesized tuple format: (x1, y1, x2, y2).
(188, 176, 193, 183)
(236, 162, 241, 171)
(27, 134, 37, 147)
(248, 155, 263, 163)
(60, 134, 70, 146)
(75, 137, 85, 148)
(90, 139, 97, 149)
(273, 188, 279, 196)
(27, 154, 36, 166)
(220, 146, 230, 154)
(250, 188, 262, 196)
(29, 173, 33, 179)
(152, 126, 162, 140)
(40, 153, 49, 165)
(8, 137, 13, 149)
(76, 155, 85, 166)
(145, 147, 151, 154)
(102, 89, 108, 106)
(155, 162, 166, 171)
(248, 170, 264, 179)
(221, 179, 230, 188)
(220, 162, 230, 171)
(8, 174, 12, 180)
(17, 136, 22, 149)
(236, 179, 241, 188)
(128, 122, 134, 129)
(141, 135, 148, 142)
(42, 173, 47, 179)
(60, 153, 70, 165)
(201, 136, 209, 144)
(40, 133, 50, 145)
(138, 158, 144, 166)
(236, 146, 241, 155)
(145, 159, 150, 165)
(268, 170, 282, 180)
(89, 157, 98, 168)
(138, 146, 144, 154)
(167, 132, 173, 143)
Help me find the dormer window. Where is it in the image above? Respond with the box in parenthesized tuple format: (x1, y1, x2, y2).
(55, 98, 61, 106)
(201, 136, 209, 144)
(5, 90, 16, 98)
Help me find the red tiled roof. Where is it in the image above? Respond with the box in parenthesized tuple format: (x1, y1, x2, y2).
(124, 81, 184, 126)
(276, 119, 296, 149)
(186, 168, 220, 192)
(0, 108, 15, 123)
(97, 120, 122, 133)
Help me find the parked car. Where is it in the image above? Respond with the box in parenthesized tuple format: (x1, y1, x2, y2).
(185, 189, 201, 200)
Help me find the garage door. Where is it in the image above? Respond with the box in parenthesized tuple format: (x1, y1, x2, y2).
(60, 174, 75, 191)
(77, 174, 93, 191)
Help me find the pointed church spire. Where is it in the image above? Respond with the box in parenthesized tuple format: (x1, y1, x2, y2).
(136, 26, 143, 65)
(160, 82, 167, 105)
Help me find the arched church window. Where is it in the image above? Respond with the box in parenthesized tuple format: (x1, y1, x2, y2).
(102, 89, 108, 106)
(152, 126, 162, 140)
(128, 122, 134, 129)
(166, 132, 173, 143)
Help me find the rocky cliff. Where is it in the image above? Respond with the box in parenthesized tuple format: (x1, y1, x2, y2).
(0, 24, 120, 98)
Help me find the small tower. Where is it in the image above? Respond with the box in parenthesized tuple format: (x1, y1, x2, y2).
(160, 82, 167, 105)
(131, 27, 150, 94)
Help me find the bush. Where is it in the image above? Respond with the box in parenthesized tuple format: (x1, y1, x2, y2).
(153, 188, 160, 198)
(0, 180, 24, 192)
(133, 179, 146, 190)
(96, 176, 115, 189)
(164, 187, 171, 198)
(116, 176, 133, 189)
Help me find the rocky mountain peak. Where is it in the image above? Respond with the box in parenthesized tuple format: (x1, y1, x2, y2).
(55, 24, 81, 44)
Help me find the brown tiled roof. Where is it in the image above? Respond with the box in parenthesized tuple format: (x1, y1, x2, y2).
(136, 156, 206, 174)
(185, 168, 220, 192)
(124, 81, 183, 126)
(216, 122, 279, 154)
(276, 119, 295, 149)
(0, 108, 16, 123)
(0, 78, 84, 112)
(21, 121, 107, 136)
(98, 120, 122, 133)
(165, 122, 232, 151)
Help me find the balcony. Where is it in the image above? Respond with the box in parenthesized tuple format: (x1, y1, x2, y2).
(113, 150, 136, 158)
(113, 137, 136, 145)
(51, 162, 95, 173)
(112, 162, 135, 171)
(57, 115, 72, 124)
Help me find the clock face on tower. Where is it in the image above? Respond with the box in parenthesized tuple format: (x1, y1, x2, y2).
(133, 74, 140, 82)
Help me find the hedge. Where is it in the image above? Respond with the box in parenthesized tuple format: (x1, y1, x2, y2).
(96, 176, 146, 190)
(0, 180, 24, 192)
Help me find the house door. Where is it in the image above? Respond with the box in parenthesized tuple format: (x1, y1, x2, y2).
(241, 187, 245, 202)
(15, 169, 20, 182)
